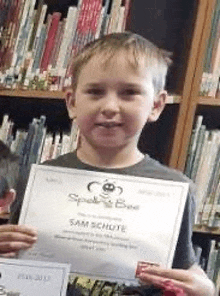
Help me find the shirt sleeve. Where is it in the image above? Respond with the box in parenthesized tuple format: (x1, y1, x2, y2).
(172, 184, 197, 269)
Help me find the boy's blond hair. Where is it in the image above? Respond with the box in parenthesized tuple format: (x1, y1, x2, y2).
(72, 32, 172, 94)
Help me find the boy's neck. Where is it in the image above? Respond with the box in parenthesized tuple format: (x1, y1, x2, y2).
(76, 144, 144, 169)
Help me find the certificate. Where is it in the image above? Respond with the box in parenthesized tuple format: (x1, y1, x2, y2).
(18, 164, 189, 283)
(0, 258, 70, 296)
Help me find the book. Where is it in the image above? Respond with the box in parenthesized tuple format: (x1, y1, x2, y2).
(206, 240, 218, 281)
(190, 124, 206, 182)
(60, 134, 71, 155)
(50, 19, 66, 70)
(199, 131, 220, 224)
(212, 37, 220, 75)
(184, 115, 203, 178)
(199, 72, 219, 97)
(28, 115, 47, 166)
(40, 133, 53, 163)
(121, 0, 131, 31)
(116, 5, 125, 32)
(51, 132, 61, 159)
(203, 0, 220, 73)
(0, 114, 10, 143)
(11, 0, 37, 69)
(31, 4, 47, 67)
(40, 12, 62, 73)
(56, 6, 78, 77)
(31, 24, 47, 73)
(99, 0, 111, 36)
(107, 0, 123, 33)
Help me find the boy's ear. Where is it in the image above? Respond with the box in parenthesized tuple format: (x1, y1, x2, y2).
(65, 89, 77, 120)
(148, 90, 167, 122)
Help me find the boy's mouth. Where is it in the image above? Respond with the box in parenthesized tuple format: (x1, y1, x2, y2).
(96, 122, 122, 128)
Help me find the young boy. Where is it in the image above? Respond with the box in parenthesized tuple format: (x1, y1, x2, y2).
(0, 32, 215, 295)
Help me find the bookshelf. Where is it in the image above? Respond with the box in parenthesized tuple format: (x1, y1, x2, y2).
(0, 0, 193, 165)
(169, 0, 220, 171)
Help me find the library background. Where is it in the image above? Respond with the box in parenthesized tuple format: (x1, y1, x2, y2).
(0, 0, 220, 291)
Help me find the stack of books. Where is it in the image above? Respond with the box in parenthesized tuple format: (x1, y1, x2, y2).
(0, 113, 79, 173)
(0, 0, 131, 91)
(199, 0, 220, 98)
(185, 115, 220, 227)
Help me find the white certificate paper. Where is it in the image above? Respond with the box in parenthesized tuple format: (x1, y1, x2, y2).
(0, 258, 70, 296)
(19, 164, 189, 283)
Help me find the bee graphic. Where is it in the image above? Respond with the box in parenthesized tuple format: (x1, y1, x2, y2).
(87, 179, 123, 199)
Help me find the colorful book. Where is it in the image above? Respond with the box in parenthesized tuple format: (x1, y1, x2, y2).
(99, 0, 111, 36)
(190, 124, 206, 181)
(11, 0, 37, 68)
(40, 12, 62, 73)
(56, 6, 78, 76)
(184, 115, 203, 178)
(121, 0, 131, 31)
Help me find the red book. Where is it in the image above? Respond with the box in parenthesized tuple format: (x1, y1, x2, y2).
(76, 0, 90, 34)
(40, 12, 61, 73)
(90, 0, 102, 35)
(49, 19, 66, 68)
(122, 0, 131, 31)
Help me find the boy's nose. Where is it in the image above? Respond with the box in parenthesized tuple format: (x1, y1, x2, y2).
(100, 96, 120, 117)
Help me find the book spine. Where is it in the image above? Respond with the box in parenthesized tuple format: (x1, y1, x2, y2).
(107, 0, 122, 33)
(121, 0, 131, 31)
(60, 134, 71, 155)
(0, 114, 10, 143)
(95, 6, 104, 38)
(32, 4, 47, 57)
(40, 133, 53, 163)
(28, 0, 44, 51)
(212, 36, 220, 75)
(11, 0, 37, 68)
(115, 5, 125, 32)
(32, 24, 47, 73)
(184, 115, 203, 178)
(206, 240, 218, 281)
(99, 0, 111, 37)
(56, 6, 78, 76)
(203, 0, 220, 73)
(90, 0, 103, 39)
(40, 12, 62, 73)
(51, 132, 61, 159)
(199, 131, 220, 224)
(50, 19, 66, 70)
(190, 125, 206, 181)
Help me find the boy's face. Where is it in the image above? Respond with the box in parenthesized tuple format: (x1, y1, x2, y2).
(67, 52, 166, 151)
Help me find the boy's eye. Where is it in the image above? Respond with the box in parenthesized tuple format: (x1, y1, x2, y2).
(86, 89, 105, 96)
(120, 89, 141, 96)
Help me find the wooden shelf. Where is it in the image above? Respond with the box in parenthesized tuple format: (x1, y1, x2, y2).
(0, 89, 181, 104)
(193, 224, 220, 236)
(198, 96, 220, 106)
(0, 89, 65, 99)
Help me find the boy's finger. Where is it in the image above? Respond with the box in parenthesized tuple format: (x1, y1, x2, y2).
(140, 266, 192, 282)
(0, 224, 37, 236)
(138, 272, 191, 293)
(0, 252, 17, 258)
(0, 231, 37, 243)
(0, 241, 34, 253)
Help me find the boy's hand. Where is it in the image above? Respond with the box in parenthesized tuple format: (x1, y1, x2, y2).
(137, 265, 215, 296)
(0, 224, 37, 258)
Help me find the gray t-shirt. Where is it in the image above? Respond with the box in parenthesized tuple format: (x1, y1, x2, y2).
(10, 152, 196, 295)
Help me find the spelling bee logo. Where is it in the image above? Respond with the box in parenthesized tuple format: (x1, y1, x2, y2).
(68, 179, 139, 210)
